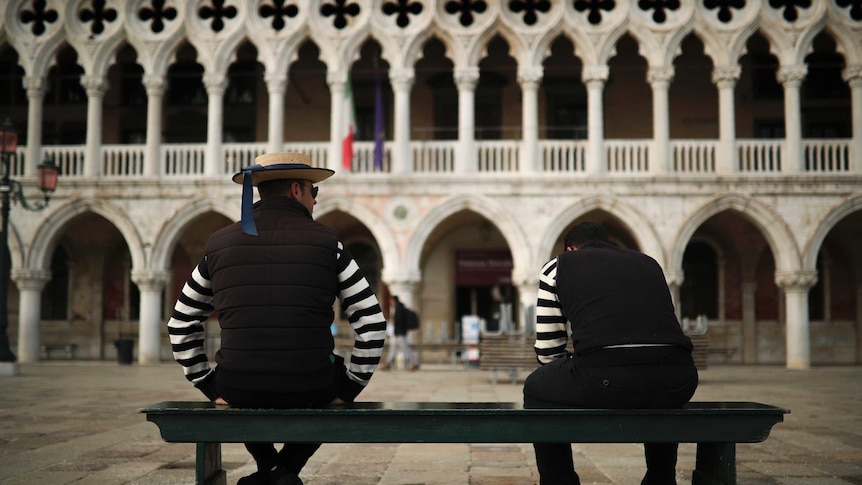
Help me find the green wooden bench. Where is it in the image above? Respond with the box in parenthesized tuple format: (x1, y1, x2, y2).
(141, 401, 787, 485)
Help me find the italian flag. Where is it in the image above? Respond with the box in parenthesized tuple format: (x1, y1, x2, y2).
(342, 74, 355, 170)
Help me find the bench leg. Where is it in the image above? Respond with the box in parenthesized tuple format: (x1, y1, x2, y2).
(692, 442, 735, 485)
(196, 442, 226, 485)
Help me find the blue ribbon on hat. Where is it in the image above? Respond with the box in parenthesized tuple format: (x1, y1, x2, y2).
(240, 162, 312, 236)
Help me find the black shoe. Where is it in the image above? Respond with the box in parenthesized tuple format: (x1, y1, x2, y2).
(237, 470, 270, 485)
(270, 465, 303, 485)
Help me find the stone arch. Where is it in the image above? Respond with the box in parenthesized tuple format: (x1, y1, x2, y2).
(403, 25, 459, 69)
(825, 20, 862, 65)
(537, 195, 665, 268)
(27, 199, 146, 272)
(804, 194, 862, 273)
(149, 197, 237, 271)
(671, 194, 800, 278)
(6, 223, 26, 273)
(315, 196, 400, 278)
(526, 21, 566, 67)
(470, 22, 524, 68)
(404, 195, 531, 281)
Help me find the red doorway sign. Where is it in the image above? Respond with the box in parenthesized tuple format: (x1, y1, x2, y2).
(456, 250, 513, 286)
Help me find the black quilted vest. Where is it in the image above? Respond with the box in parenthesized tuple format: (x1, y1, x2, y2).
(555, 241, 693, 356)
(205, 197, 340, 393)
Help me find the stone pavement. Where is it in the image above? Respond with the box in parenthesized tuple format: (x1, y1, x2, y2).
(1, 361, 861, 485)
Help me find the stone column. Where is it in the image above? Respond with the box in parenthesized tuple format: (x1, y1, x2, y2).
(741, 280, 758, 363)
(11, 270, 51, 363)
(143, 74, 165, 177)
(512, 272, 539, 334)
(327, 71, 346, 173)
(775, 271, 817, 369)
(777, 65, 807, 174)
(82, 75, 107, 178)
(390, 68, 415, 174)
(648, 66, 674, 174)
(23, 76, 46, 177)
(455, 67, 479, 173)
(583, 65, 609, 175)
(518, 66, 542, 174)
(386, 279, 419, 311)
(712, 65, 741, 174)
(843, 65, 862, 173)
(265, 73, 287, 154)
(203, 73, 227, 177)
(132, 270, 169, 364)
(665, 270, 684, 319)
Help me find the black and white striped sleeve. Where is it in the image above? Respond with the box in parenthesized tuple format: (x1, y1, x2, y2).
(534, 258, 569, 364)
(166, 257, 215, 396)
(336, 241, 387, 397)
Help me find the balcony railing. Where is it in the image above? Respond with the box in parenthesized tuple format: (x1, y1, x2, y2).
(12, 138, 854, 179)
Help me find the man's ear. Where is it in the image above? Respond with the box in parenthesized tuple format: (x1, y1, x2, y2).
(288, 181, 302, 199)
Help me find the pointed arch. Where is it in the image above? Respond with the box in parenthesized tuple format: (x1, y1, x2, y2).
(27, 199, 146, 272)
(149, 198, 237, 271)
(537, 195, 665, 267)
(804, 194, 862, 272)
(315, 196, 400, 278)
(671, 194, 800, 278)
(404, 195, 531, 281)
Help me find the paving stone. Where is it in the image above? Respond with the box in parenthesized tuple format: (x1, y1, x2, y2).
(0, 362, 860, 484)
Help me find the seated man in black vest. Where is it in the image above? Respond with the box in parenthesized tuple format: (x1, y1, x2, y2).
(524, 221, 698, 485)
(167, 152, 387, 485)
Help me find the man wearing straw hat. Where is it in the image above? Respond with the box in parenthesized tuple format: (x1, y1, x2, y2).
(167, 152, 387, 485)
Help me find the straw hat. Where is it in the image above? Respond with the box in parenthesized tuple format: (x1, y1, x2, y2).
(231, 152, 334, 186)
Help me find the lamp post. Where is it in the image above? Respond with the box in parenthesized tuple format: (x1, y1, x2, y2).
(0, 117, 59, 363)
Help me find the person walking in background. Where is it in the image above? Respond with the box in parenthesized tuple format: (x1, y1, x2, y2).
(379, 295, 420, 371)
(167, 152, 387, 485)
(523, 221, 698, 485)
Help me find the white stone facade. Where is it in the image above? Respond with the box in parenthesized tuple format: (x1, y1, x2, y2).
(0, 0, 860, 368)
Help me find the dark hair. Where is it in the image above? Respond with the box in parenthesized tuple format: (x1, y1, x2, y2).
(564, 221, 609, 248)
(258, 179, 304, 200)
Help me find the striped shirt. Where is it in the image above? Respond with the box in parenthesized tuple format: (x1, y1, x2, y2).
(534, 258, 569, 364)
(167, 240, 387, 392)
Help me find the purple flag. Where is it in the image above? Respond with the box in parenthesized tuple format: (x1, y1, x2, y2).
(373, 75, 385, 170)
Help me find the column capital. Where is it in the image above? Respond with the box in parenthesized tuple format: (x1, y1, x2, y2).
(843, 64, 862, 85)
(81, 75, 107, 96)
(454, 67, 480, 90)
(647, 66, 675, 86)
(664, 270, 684, 288)
(711, 65, 741, 88)
(10, 269, 51, 291)
(389, 68, 415, 89)
(142, 74, 166, 95)
(510, 270, 539, 289)
(774, 271, 818, 291)
(23, 75, 46, 95)
(326, 70, 348, 86)
(130, 269, 170, 291)
(517, 65, 543, 86)
(203, 72, 228, 93)
(381, 272, 421, 288)
(582, 65, 609, 83)
(777, 64, 807, 87)
(264, 72, 288, 92)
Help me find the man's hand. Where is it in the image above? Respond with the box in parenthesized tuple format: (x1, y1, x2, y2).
(214, 397, 229, 406)
(329, 397, 345, 405)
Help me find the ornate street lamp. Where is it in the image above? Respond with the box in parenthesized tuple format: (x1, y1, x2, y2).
(0, 117, 60, 362)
